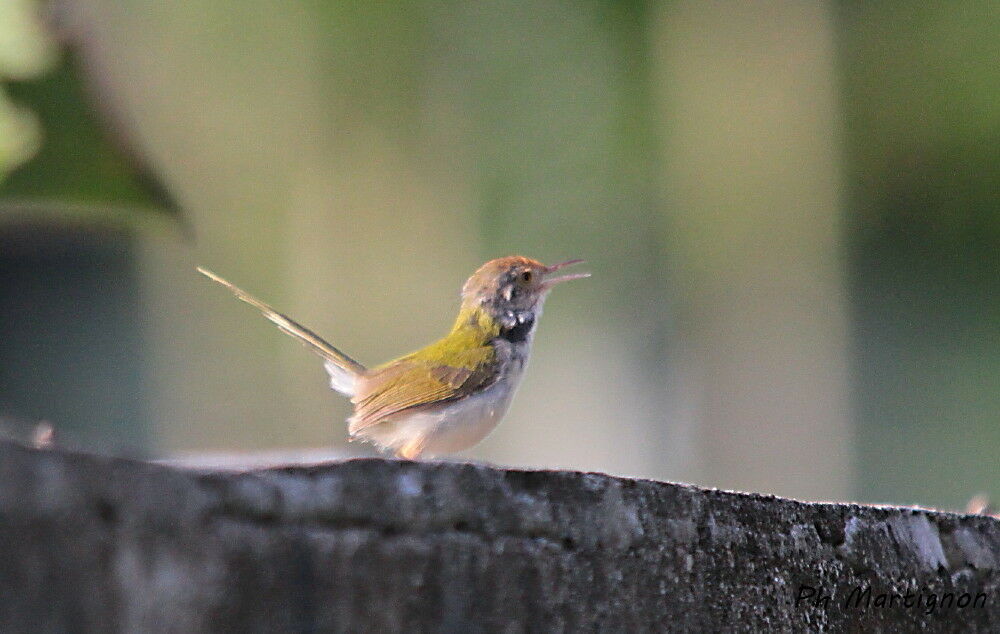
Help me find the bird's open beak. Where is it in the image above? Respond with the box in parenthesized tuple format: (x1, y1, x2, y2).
(542, 259, 591, 288)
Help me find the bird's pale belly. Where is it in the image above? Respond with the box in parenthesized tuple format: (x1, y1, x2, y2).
(355, 375, 520, 458)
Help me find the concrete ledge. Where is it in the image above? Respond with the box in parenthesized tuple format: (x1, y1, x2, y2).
(0, 441, 997, 632)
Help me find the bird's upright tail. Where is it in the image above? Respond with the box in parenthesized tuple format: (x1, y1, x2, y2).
(197, 267, 365, 396)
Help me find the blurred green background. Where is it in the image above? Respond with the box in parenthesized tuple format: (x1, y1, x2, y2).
(0, 0, 996, 509)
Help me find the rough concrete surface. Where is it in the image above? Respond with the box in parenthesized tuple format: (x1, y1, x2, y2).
(0, 441, 997, 633)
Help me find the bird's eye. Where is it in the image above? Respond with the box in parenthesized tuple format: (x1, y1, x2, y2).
(520, 270, 533, 283)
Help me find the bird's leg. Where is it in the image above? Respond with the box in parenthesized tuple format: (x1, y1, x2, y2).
(397, 437, 427, 460)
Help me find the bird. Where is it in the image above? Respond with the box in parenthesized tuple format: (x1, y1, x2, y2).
(197, 256, 589, 459)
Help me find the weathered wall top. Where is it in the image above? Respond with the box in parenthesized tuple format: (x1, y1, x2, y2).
(0, 441, 996, 632)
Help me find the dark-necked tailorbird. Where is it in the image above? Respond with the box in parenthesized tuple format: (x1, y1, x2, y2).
(197, 256, 589, 459)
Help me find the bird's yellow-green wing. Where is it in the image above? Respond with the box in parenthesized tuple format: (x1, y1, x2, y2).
(349, 343, 498, 434)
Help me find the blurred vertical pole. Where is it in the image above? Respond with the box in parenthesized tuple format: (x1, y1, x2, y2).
(652, 2, 852, 499)
(839, 3, 1000, 509)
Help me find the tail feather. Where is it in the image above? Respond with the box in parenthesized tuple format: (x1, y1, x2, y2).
(197, 267, 365, 396)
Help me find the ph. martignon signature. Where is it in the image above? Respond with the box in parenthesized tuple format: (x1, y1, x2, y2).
(795, 584, 988, 616)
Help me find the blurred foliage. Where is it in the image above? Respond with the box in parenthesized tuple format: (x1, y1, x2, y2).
(0, 0, 55, 176)
(2, 51, 177, 213)
(0, 1, 177, 226)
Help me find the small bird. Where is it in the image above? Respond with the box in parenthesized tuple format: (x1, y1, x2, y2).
(198, 256, 589, 459)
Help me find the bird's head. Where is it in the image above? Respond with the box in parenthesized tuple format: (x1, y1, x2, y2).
(460, 256, 589, 327)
